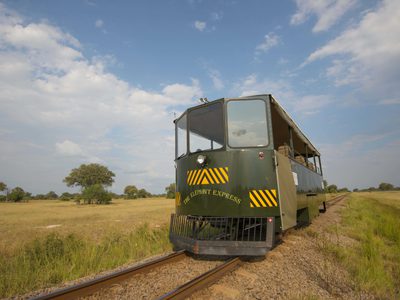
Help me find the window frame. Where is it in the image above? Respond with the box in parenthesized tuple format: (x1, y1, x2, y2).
(226, 98, 270, 149)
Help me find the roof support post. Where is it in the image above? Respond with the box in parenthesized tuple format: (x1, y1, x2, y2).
(305, 144, 309, 167)
(318, 156, 323, 176)
(313, 152, 317, 171)
(288, 126, 294, 158)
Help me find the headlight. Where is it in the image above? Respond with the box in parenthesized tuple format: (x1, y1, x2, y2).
(196, 155, 207, 167)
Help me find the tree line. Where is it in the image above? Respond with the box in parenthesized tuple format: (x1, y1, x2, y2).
(323, 180, 399, 193)
(4, 163, 396, 204)
(0, 163, 176, 204)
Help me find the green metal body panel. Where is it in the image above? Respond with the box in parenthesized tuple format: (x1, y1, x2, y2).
(176, 149, 280, 218)
(275, 151, 297, 230)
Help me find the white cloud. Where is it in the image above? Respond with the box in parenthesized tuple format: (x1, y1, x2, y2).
(379, 98, 400, 105)
(211, 12, 223, 21)
(0, 4, 202, 194)
(56, 140, 84, 156)
(95, 19, 104, 28)
(291, 0, 357, 32)
(233, 74, 331, 115)
(208, 69, 224, 90)
(303, 0, 400, 98)
(293, 95, 332, 115)
(194, 21, 206, 32)
(255, 32, 279, 54)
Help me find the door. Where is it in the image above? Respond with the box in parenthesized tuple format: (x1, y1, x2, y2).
(275, 151, 297, 230)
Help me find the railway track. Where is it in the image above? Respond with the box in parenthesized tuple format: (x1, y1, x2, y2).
(31, 251, 240, 300)
(325, 193, 348, 209)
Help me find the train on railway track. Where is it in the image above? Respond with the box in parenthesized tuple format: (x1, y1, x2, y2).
(169, 94, 326, 256)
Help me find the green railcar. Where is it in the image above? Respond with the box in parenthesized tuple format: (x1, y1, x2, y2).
(169, 94, 326, 256)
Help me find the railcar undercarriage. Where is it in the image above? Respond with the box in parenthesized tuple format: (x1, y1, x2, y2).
(169, 214, 276, 256)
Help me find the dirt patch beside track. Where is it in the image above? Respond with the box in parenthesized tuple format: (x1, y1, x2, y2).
(190, 197, 374, 300)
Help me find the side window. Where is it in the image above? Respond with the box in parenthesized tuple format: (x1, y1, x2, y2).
(227, 100, 268, 147)
(176, 115, 187, 158)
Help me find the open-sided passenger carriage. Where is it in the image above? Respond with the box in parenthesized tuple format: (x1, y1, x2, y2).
(169, 94, 326, 256)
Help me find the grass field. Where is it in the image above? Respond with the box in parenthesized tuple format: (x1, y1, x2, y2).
(321, 191, 400, 298)
(1, 193, 399, 298)
(0, 198, 174, 297)
(0, 198, 174, 254)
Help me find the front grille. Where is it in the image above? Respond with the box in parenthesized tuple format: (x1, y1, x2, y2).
(169, 214, 269, 242)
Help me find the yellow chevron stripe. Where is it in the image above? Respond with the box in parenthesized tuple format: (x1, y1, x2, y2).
(196, 170, 203, 185)
(265, 190, 278, 206)
(199, 169, 206, 185)
(189, 170, 196, 185)
(187, 167, 229, 185)
(250, 202, 254, 208)
(249, 192, 261, 207)
(201, 175, 209, 185)
(219, 167, 229, 182)
(192, 169, 201, 185)
(187, 170, 193, 185)
(208, 168, 220, 184)
(253, 190, 267, 207)
(202, 169, 212, 184)
(213, 168, 226, 184)
(259, 190, 273, 207)
(187, 170, 194, 184)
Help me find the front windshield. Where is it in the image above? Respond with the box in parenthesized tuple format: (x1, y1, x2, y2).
(189, 102, 224, 153)
(227, 99, 268, 147)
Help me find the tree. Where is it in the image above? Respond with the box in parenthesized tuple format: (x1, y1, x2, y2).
(9, 187, 25, 202)
(137, 188, 151, 198)
(0, 182, 8, 202)
(327, 184, 338, 193)
(46, 191, 59, 199)
(323, 180, 328, 192)
(63, 164, 115, 189)
(81, 184, 112, 204)
(0, 182, 6, 193)
(60, 192, 73, 201)
(378, 182, 394, 191)
(353, 188, 359, 192)
(165, 183, 176, 199)
(124, 185, 138, 199)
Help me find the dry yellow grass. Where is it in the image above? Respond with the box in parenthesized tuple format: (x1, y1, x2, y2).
(0, 198, 174, 254)
(356, 190, 400, 209)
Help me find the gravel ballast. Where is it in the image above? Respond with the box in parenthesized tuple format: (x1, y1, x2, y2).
(190, 198, 374, 299)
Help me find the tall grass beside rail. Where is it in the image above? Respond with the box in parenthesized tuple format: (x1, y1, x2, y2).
(0, 223, 171, 298)
(322, 192, 400, 298)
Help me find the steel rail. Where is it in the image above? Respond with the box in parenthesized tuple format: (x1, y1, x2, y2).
(326, 193, 349, 208)
(158, 257, 241, 300)
(30, 250, 187, 300)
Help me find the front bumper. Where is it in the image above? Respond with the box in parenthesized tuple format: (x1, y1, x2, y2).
(169, 214, 276, 256)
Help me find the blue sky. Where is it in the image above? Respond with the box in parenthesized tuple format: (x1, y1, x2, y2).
(0, 0, 399, 194)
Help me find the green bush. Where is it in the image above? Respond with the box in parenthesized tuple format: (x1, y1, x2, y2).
(59, 192, 73, 201)
(81, 184, 112, 204)
(9, 187, 25, 202)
